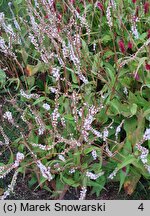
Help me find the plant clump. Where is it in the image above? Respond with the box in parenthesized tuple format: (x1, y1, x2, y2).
(0, 0, 150, 199)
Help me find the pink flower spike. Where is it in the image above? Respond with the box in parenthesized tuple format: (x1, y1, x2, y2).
(148, 30, 150, 39)
(97, 2, 104, 11)
(70, 0, 75, 4)
(57, 13, 62, 21)
(45, 15, 49, 19)
(122, 167, 126, 173)
(76, 7, 80, 13)
(145, 63, 150, 71)
(132, 0, 136, 3)
(144, 2, 149, 14)
(134, 72, 139, 80)
(128, 41, 132, 49)
(118, 40, 125, 54)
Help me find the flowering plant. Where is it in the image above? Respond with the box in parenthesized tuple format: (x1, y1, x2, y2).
(0, 0, 150, 199)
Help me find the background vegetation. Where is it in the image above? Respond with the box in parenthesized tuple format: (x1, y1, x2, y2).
(0, 0, 150, 199)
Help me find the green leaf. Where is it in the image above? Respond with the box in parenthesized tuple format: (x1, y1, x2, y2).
(0, 69, 6, 88)
(122, 140, 132, 155)
(148, 140, 150, 149)
(15, 0, 23, 4)
(19, 48, 28, 64)
(73, 152, 81, 165)
(104, 63, 115, 85)
(17, 167, 25, 174)
(64, 114, 74, 121)
(84, 147, 96, 155)
(81, 39, 89, 56)
(26, 76, 35, 88)
(56, 176, 65, 191)
(34, 176, 47, 190)
(26, 62, 46, 76)
(8, 152, 14, 164)
(117, 155, 136, 170)
(130, 103, 137, 116)
(138, 33, 147, 41)
(135, 57, 147, 75)
(124, 117, 137, 135)
(102, 35, 112, 43)
(18, 144, 25, 152)
(8, 78, 20, 90)
(132, 160, 150, 178)
(109, 99, 121, 114)
(140, 84, 150, 96)
(28, 175, 37, 188)
(33, 96, 49, 105)
(43, 184, 52, 192)
(90, 177, 106, 197)
(119, 165, 130, 192)
(124, 168, 141, 195)
(143, 108, 150, 118)
(87, 180, 103, 187)
(103, 51, 114, 58)
(97, 108, 108, 123)
(92, 54, 100, 73)
(71, 72, 78, 84)
(62, 176, 80, 187)
(66, 67, 78, 83)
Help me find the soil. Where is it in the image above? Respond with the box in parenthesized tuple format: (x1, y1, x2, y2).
(6, 175, 150, 200)
(0, 149, 150, 200)
(1, 149, 149, 200)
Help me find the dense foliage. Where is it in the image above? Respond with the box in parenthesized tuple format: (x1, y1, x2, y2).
(0, 0, 150, 199)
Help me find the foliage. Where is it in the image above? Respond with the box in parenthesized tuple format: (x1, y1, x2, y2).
(0, 0, 150, 199)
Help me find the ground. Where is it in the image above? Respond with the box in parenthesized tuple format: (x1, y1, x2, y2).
(6, 175, 150, 200)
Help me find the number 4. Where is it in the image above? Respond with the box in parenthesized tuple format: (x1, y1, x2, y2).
(138, 203, 144, 211)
